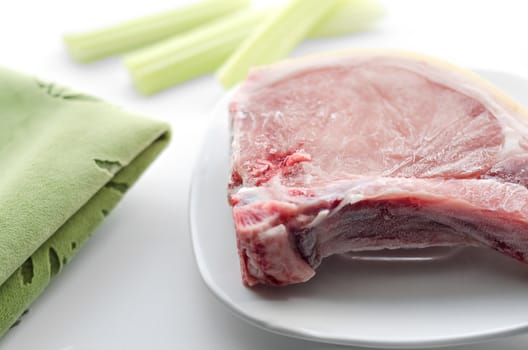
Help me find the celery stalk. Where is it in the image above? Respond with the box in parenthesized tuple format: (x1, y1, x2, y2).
(309, 0, 383, 38)
(216, 0, 340, 88)
(124, 9, 268, 95)
(63, 0, 250, 63)
(123, 0, 383, 94)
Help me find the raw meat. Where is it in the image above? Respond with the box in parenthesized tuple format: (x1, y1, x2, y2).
(227, 51, 528, 286)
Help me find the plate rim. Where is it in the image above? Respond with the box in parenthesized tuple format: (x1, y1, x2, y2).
(189, 68, 528, 348)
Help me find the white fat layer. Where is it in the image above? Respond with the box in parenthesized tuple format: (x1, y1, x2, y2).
(307, 209, 329, 228)
(262, 224, 286, 239)
(331, 192, 365, 215)
(501, 125, 524, 158)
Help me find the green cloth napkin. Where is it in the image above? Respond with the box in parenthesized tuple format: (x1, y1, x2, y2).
(0, 67, 170, 336)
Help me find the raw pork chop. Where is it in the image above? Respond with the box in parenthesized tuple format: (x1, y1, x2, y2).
(227, 51, 528, 286)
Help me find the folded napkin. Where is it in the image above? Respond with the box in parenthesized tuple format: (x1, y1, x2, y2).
(0, 67, 170, 336)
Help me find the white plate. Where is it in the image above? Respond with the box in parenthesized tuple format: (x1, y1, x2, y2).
(189, 70, 528, 349)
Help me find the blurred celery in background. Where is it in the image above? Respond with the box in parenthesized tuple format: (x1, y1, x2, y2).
(64, 0, 251, 62)
(64, 0, 383, 94)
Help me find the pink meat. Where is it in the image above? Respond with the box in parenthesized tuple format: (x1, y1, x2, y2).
(227, 51, 528, 286)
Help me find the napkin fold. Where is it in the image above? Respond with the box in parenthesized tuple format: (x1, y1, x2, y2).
(0, 67, 170, 336)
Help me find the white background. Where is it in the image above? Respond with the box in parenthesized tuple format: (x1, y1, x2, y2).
(1, 1, 528, 349)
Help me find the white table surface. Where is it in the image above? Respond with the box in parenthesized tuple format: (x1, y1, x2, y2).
(1, 1, 528, 349)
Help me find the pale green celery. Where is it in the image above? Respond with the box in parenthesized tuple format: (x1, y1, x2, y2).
(309, 0, 384, 38)
(124, 9, 268, 95)
(216, 0, 340, 88)
(123, 0, 382, 94)
(63, 0, 250, 63)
